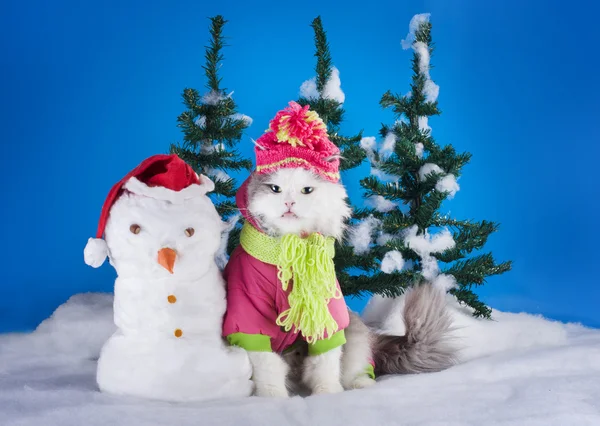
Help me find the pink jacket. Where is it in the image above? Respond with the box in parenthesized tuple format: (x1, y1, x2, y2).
(221, 177, 350, 354)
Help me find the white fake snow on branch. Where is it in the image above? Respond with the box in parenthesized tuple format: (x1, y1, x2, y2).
(365, 195, 397, 213)
(418, 163, 460, 198)
(348, 216, 381, 255)
(403, 225, 457, 290)
(381, 250, 405, 273)
(300, 66, 345, 103)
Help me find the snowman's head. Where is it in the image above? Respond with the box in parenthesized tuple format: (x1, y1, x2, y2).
(103, 191, 223, 279)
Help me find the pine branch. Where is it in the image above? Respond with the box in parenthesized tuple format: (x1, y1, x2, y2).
(340, 271, 420, 298)
(204, 16, 227, 92)
(215, 200, 238, 218)
(450, 287, 492, 318)
(211, 178, 237, 198)
(361, 176, 407, 201)
(443, 253, 512, 287)
(311, 16, 332, 94)
(227, 224, 242, 255)
(336, 142, 366, 171)
(435, 220, 500, 262)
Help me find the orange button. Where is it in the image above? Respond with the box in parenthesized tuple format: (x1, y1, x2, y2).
(174, 329, 183, 338)
(167, 295, 177, 304)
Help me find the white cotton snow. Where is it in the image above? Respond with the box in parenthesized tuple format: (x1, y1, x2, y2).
(414, 142, 424, 158)
(365, 195, 396, 212)
(376, 232, 395, 246)
(423, 79, 440, 103)
(360, 136, 377, 162)
(2, 291, 600, 426)
(195, 115, 207, 128)
(7, 293, 116, 361)
(322, 67, 345, 103)
(349, 216, 381, 255)
(419, 256, 439, 280)
(202, 90, 226, 105)
(432, 273, 457, 291)
(201, 142, 225, 153)
(417, 116, 431, 132)
(379, 132, 397, 157)
(417, 164, 460, 197)
(413, 41, 430, 74)
(418, 163, 443, 180)
(371, 168, 399, 183)
(403, 225, 455, 256)
(403, 225, 455, 280)
(401, 13, 431, 50)
(206, 167, 231, 182)
(299, 67, 345, 103)
(360, 135, 402, 182)
(401, 14, 439, 104)
(299, 77, 319, 100)
(229, 113, 253, 126)
(436, 173, 460, 198)
(380, 250, 405, 274)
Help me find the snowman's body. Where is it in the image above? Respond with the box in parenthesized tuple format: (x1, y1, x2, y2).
(91, 174, 253, 402)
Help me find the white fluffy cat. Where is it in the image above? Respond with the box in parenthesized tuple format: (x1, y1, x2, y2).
(242, 167, 457, 396)
(244, 167, 351, 396)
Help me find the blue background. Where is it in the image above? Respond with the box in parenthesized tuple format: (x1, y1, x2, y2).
(2, 0, 599, 332)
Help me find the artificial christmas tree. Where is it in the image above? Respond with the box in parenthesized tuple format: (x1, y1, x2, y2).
(296, 16, 371, 295)
(170, 15, 252, 221)
(347, 14, 511, 317)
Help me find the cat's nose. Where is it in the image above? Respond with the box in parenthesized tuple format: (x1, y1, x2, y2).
(285, 201, 295, 209)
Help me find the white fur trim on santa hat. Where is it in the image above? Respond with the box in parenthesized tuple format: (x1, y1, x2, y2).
(84, 238, 108, 268)
(123, 175, 215, 204)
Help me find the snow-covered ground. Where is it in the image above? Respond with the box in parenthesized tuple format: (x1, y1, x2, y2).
(1, 293, 599, 426)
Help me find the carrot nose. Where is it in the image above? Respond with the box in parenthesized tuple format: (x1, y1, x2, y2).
(157, 248, 177, 274)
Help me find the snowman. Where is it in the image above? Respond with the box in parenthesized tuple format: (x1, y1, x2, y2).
(83, 154, 252, 402)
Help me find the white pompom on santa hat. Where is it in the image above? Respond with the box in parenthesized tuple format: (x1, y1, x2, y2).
(84, 154, 215, 268)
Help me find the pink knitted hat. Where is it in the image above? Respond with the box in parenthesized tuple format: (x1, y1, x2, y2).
(254, 101, 340, 182)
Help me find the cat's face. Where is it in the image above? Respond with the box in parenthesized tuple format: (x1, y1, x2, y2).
(247, 168, 351, 239)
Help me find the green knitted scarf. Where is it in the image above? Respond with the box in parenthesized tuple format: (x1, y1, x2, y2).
(239, 222, 341, 343)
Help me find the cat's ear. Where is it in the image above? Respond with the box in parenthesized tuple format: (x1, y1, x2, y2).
(325, 154, 343, 163)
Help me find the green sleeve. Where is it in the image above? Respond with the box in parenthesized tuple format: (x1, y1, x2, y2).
(364, 363, 375, 380)
(308, 330, 346, 356)
(227, 332, 272, 352)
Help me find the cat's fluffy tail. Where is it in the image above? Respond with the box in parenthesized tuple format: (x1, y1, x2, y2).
(372, 284, 456, 375)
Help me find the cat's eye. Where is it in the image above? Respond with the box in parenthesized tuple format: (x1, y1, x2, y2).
(301, 187, 314, 194)
(270, 185, 282, 193)
(130, 224, 141, 235)
(185, 228, 195, 237)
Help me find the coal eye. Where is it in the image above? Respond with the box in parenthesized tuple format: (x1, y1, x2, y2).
(185, 228, 195, 237)
(130, 224, 141, 235)
(270, 185, 282, 193)
(301, 187, 314, 194)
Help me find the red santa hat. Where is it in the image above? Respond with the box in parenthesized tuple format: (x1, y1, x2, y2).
(84, 154, 214, 268)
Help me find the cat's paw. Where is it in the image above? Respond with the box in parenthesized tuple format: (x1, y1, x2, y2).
(344, 375, 376, 390)
(254, 384, 290, 398)
(311, 382, 345, 395)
